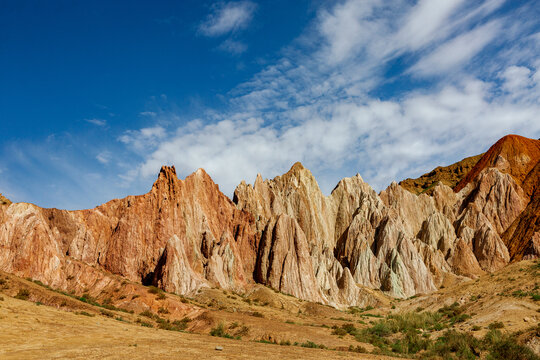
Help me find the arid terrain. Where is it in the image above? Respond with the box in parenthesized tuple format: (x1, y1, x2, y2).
(0, 259, 539, 358)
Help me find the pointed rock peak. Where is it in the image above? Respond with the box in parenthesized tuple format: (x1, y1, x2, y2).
(153, 165, 179, 190)
(290, 161, 305, 172)
(284, 162, 314, 179)
(254, 173, 264, 189)
(194, 168, 207, 177)
(185, 168, 222, 190)
(160, 165, 177, 177)
(0, 193, 11, 206)
(282, 161, 318, 184)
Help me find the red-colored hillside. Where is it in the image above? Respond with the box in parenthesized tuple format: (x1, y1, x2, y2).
(454, 135, 540, 195)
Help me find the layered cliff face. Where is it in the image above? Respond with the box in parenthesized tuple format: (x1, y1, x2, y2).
(0, 166, 259, 296)
(0, 135, 538, 308)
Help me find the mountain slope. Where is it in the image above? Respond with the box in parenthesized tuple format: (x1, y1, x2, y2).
(454, 134, 540, 194)
(399, 154, 483, 195)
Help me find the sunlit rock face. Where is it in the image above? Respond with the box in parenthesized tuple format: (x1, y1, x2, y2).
(0, 166, 260, 297)
(0, 135, 538, 307)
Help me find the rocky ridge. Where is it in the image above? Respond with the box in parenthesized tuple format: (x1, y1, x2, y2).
(399, 154, 483, 195)
(0, 135, 538, 308)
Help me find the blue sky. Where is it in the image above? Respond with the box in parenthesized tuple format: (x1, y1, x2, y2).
(1, 0, 540, 209)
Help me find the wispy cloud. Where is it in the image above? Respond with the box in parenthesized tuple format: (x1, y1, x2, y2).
(139, 111, 157, 117)
(85, 118, 107, 126)
(199, 1, 256, 37)
(410, 20, 501, 76)
(218, 38, 248, 54)
(118, 126, 166, 153)
(96, 151, 112, 164)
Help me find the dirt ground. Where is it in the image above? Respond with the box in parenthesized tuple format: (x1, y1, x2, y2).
(0, 295, 391, 360)
(0, 260, 538, 359)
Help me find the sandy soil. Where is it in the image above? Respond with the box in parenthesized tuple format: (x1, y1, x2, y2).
(0, 295, 390, 360)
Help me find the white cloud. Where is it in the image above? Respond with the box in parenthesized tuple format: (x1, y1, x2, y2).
(85, 118, 107, 126)
(410, 20, 501, 76)
(118, 126, 166, 152)
(139, 111, 157, 117)
(96, 151, 112, 164)
(199, 1, 256, 37)
(218, 38, 248, 54)
(397, 0, 466, 51)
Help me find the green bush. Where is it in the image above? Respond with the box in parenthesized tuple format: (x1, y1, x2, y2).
(15, 288, 30, 300)
(427, 330, 480, 360)
(76, 311, 94, 317)
(487, 337, 539, 360)
(140, 310, 154, 318)
(172, 317, 191, 330)
(300, 341, 326, 349)
(210, 323, 235, 339)
(488, 321, 504, 330)
(157, 307, 169, 314)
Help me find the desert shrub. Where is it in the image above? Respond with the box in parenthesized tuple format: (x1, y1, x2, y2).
(488, 321, 504, 330)
(251, 311, 264, 318)
(348, 345, 367, 353)
(279, 340, 291, 346)
(0, 296, 4, 301)
(370, 320, 394, 337)
(147, 286, 160, 294)
(331, 327, 348, 336)
(118, 295, 126, 300)
(472, 325, 482, 331)
(156, 292, 166, 300)
(131, 294, 140, 299)
(15, 288, 30, 300)
(140, 310, 154, 318)
(388, 311, 441, 332)
(171, 317, 191, 330)
(210, 323, 235, 339)
(100, 309, 114, 317)
(300, 341, 326, 349)
(76, 311, 94, 317)
(257, 339, 276, 345)
(487, 337, 539, 360)
(427, 330, 480, 360)
(157, 307, 169, 314)
(332, 323, 358, 336)
(235, 325, 250, 337)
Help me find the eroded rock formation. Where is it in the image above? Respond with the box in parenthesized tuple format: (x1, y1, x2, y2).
(0, 135, 538, 307)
